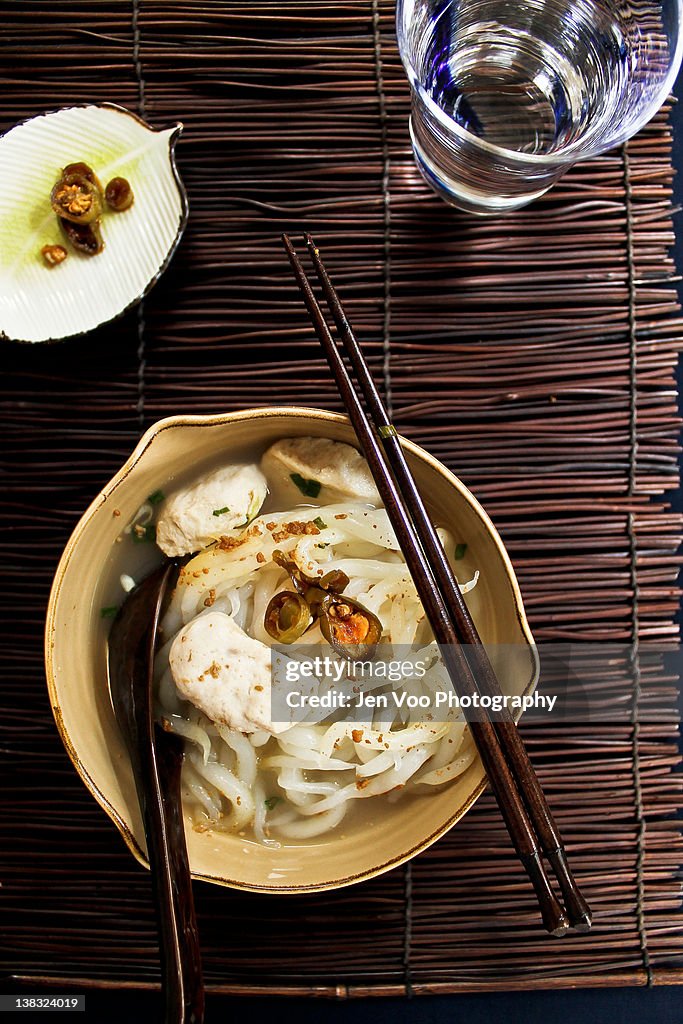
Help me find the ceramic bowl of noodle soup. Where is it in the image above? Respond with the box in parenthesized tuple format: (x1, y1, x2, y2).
(46, 407, 537, 892)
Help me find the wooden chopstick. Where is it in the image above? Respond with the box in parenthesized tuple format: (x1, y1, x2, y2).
(282, 232, 592, 936)
(302, 234, 592, 935)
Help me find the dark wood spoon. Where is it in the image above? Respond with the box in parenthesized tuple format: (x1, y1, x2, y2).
(108, 562, 205, 1024)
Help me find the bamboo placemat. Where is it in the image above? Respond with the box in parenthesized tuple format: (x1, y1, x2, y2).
(2, 0, 683, 996)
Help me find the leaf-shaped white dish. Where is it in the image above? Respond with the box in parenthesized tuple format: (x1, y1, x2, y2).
(0, 103, 188, 344)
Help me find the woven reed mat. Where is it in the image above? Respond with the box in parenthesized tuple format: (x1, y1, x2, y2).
(2, 0, 683, 997)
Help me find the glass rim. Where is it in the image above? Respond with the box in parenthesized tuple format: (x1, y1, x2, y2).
(396, 0, 683, 168)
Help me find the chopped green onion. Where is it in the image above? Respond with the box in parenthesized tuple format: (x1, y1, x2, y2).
(132, 523, 157, 544)
(454, 543, 467, 561)
(313, 516, 327, 530)
(212, 506, 230, 517)
(264, 796, 281, 811)
(246, 492, 261, 520)
(316, 542, 329, 550)
(100, 605, 118, 619)
(290, 473, 321, 498)
(147, 489, 165, 505)
(379, 424, 397, 438)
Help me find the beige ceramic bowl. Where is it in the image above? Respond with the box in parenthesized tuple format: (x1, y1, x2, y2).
(45, 407, 537, 893)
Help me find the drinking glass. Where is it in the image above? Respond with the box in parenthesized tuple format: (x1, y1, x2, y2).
(397, 0, 683, 214)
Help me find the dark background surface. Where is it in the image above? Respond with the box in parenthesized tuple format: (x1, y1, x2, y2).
(4, 47, 683, 1024)
(26, 979, 683, 1024)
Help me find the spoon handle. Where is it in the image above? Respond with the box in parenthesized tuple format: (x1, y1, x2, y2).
(141, 725, 205, 1024)
(109, 562, 205, 1023)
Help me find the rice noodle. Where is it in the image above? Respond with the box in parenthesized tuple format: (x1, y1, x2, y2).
(156, 497, 480, 844)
